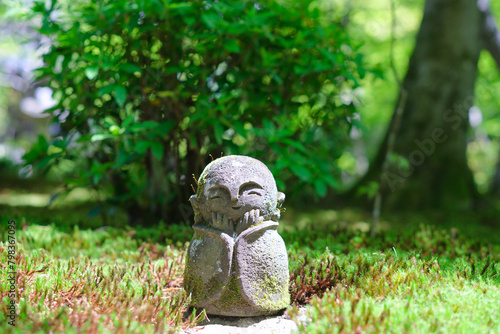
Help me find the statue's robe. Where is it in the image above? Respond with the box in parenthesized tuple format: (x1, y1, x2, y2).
(183, 221, 290, 316)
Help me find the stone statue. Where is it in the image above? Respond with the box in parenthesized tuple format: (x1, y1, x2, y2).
(183, 155, 290, 317)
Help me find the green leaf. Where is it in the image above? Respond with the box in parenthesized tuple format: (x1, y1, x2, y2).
(323, 174, 339, 189)
(37, 154, 59, 170)
(223, 40, 240, 53)
(290, 163, 312, 181)
(84, 66, 99, 80)
(135, 140, 151, 154)
(115, 151, 133, 168)
(183, 15, 196, 26)
(118, 63, 142, 73)
(201, 13, 221, 29)
(129, 121, 159, 133)
(150, 141, 163, 159)
(282, 138, 307, 154)
(51, 138, 66, 149)
(168, 2, 192, 10)
(109, 125, 121, 135)
(76, 134, 92, 143)
(213, 122, 224, 145)
(156, 120, 177, 135)
(113, 85, 127, 108)
(157, 91, 176, 98)
(262, 119, 275, 131)
(137, 120, 176, 139)
(91, 134, 114, 142)
(122, 115, 135, 128)
(357, 181, 379, 199)
(104, 116, 118, 127)
(98, 84, 115, 96)
(272, 92, 282, 106)
(232, 121, 247, 139)
(272, 73, 283, 85)
(275, 156, 290, 171)
(38, 134, 49, 150)
(314, 179, 327, 197)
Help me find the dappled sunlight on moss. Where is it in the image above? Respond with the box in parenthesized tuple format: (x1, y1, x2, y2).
(0, 193, 51, 207)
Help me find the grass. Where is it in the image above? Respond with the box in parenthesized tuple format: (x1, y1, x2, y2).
(0, 183, 499, 333)
(0, 223, 203, 333)
(288, 249, 499, 333)
(283, 209, 500, 333)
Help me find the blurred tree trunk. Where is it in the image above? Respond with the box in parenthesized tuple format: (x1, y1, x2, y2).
(358, 0, 486, 210)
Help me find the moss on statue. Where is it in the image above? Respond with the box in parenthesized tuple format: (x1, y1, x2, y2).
(250, 273, 290, 310)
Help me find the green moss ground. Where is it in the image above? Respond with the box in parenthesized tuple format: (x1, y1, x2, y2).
(0, 186, 499, 333)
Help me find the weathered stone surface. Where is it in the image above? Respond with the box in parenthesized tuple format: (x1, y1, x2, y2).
(180, 307, 308, 334)
(181, 309, 305, 334)
(183, 155, 289, 317)
(182, 317, 298, 334)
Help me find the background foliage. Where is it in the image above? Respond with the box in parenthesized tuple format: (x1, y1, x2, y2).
(24, 0, 364, 224)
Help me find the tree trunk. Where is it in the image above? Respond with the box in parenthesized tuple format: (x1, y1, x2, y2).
(359, 0, 483, 211)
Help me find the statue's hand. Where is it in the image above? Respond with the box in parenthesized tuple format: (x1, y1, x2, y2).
(235, 209, 264, 235)
(210, 212, 234, 234)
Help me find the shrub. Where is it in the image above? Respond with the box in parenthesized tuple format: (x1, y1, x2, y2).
(26, 0, 363, 224)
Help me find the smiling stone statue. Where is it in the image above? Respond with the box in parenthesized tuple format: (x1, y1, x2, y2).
(183, 155, 290, 317)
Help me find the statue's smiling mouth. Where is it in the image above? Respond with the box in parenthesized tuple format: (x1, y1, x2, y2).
(232, 206, 241, 210)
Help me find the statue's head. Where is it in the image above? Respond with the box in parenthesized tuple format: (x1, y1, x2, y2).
(190, 155, 285, 224)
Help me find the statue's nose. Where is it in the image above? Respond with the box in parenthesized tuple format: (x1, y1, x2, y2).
(229, 190, 240, 205)
(229, 187, 241, 206)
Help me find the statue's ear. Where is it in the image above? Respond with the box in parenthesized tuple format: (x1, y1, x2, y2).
(271, 192, 286, 222)
(190, 194, 203, 223)
(190, 194, 199, 212)
(277, 192, 285, 208)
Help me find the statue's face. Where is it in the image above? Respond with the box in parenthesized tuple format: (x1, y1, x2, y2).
(196, 156, 279, 223)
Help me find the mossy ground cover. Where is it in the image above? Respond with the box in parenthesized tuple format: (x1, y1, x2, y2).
(284, 208, 500, 333)
(0, 190, 499, 333)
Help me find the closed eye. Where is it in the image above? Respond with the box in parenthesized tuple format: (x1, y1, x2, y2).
(210, 195, 222, 200)
(239, 181, 264, 196)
